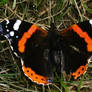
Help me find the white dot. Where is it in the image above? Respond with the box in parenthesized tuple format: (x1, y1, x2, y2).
(6, 26, 7, 28)
(10, 31, 14, 36)
(7, 29, 9, 32)
(13, 20, 22, 31)
(89, 20, 92, 25)
(6, 20, 9, 24)
(16, 36, 18, 38)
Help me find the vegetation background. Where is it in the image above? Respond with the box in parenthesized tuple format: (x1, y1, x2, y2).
(0, 0, 92, 92)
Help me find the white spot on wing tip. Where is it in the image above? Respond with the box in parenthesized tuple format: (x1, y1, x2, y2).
(13, 20, 22, 31)
(10, 31, 14, 36)
(89, 20, 92, 25)
(6, 29, 9, 32)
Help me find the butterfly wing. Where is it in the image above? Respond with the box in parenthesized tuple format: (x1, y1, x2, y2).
(59, 20, 92, 79)
(0, 19, 54, 85)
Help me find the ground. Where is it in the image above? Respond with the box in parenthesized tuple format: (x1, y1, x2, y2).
(0, 0, 92, 92)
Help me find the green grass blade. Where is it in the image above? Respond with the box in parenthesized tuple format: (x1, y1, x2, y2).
(0, 0, 8, 6)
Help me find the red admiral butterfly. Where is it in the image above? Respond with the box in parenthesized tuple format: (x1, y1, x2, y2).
(0, 19, 92, 85)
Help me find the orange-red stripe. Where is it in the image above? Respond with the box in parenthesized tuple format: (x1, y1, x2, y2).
(72, 24, 92, 52)
(18, 24, 37, 53)
(22, 64, 50, 85)
(18, 24, 47, 53)
(72, 63, 88, 79)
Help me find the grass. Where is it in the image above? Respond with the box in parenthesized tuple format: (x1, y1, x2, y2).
(0, 0, 92, 92)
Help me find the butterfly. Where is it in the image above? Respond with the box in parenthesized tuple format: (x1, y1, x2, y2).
(0, 19, 92, 85)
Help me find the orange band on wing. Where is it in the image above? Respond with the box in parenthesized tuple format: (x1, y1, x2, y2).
(72, 63, 88, 79)
(22, 64, 51, 85)
(72, 24, 92, 52)
(18, 24, 47, 53)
